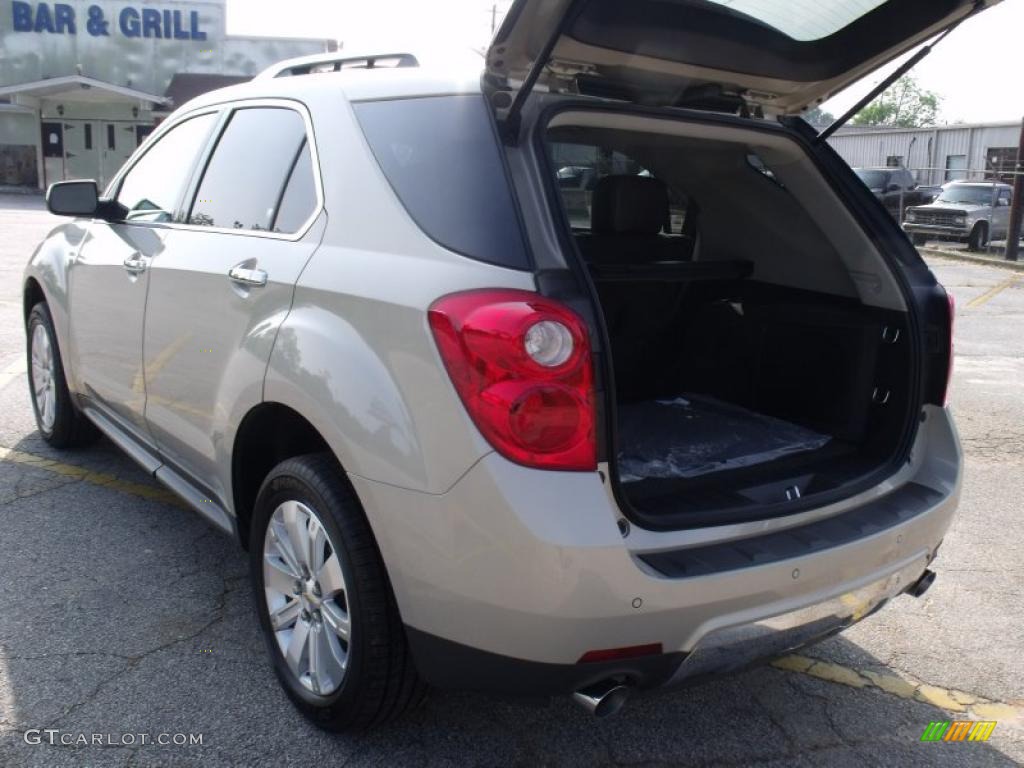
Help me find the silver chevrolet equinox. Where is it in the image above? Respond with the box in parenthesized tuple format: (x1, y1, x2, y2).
(24, 0, 984, 731)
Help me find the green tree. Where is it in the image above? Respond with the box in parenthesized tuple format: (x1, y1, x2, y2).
(803, 106, 835, 127)
(851, 75, 941, 128)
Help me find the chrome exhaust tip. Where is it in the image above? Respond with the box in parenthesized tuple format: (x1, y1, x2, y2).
(906, 568, 936, 598)
(572, 681, 632, 718)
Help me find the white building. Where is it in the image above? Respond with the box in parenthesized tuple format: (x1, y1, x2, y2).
(0, 0, 330, 189)
(827, 121, 1023, 186)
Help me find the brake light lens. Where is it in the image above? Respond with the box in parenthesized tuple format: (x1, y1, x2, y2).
(428, 289, 596, 470)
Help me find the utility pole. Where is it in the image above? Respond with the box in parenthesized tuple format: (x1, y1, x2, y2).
(1006, 115, 1024, 262)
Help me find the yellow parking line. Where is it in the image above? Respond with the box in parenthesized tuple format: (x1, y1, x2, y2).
(0, 445, 186, 509)
(773, 654, 1023, 722)
(965, 274, 1021, 309)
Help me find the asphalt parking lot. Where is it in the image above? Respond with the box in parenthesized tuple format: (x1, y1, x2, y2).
(0, 194, 1021, 767)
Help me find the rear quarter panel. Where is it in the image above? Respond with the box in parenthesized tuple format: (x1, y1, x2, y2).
(263, 89, 536, 494)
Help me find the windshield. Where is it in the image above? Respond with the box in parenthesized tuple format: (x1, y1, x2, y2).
(855, 170, 889, 190)
(936, 185, 999, 206)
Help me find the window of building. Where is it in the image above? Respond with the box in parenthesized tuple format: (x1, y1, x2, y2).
(107, 124, 116, 150)
(83, 124, 93, 150)
(188, 107, 307, 231)
(986, 147, 1019, 183)
(886, 155, 903, 168)
(271, 140, 317, 234)
(945, 154, 968, 182)
(115, 112, 217, 222)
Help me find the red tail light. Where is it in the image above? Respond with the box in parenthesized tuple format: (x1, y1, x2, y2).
(428, 289, 597, 470)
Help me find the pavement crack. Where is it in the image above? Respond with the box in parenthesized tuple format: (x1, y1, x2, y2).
(44, 569, 246, 730)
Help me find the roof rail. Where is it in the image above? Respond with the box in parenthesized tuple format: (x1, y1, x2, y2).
(256, 51, 419, 80)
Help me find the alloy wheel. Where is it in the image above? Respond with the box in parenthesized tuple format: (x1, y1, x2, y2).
(30, 323, 57, 431)
(262, 500, 351, 695)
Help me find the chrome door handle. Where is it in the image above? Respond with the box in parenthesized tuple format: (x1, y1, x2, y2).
(228, 265, 268, 287)
(123, 253, 147, 274)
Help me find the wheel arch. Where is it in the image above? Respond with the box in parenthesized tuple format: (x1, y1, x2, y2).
(23, 276, 45, 321)
(232, 401, 335, 550)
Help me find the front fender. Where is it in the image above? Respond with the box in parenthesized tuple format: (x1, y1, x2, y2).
(23, 220, 92, 393)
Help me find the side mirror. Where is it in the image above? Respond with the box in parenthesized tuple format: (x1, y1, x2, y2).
(46, 180, 99, 217)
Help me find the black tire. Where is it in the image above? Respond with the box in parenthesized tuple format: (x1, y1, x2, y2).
(249, 453, 425, 731)
(967, 222, 989, 252)
(911, 233, 928, 247)
(25, 302, 98, 448)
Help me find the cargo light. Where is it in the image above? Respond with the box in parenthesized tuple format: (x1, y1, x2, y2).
(428, 289, 596, 471)
(578, 643, 664, 664)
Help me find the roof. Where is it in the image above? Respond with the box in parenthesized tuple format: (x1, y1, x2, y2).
(163, 73, 251, 109)
(173, 65, 485, 116)
(833, 120, 1022, 136)
(0, 75, 167, 105)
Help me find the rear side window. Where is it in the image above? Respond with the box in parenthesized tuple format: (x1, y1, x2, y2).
(189, 107, 309, 232)
(353, 95, 529, 270)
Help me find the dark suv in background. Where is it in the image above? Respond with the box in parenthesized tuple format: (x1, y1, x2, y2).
(854, 167, 935, 220)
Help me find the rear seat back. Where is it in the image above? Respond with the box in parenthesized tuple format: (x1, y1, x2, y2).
(576, 175, 682, 264)
(576, 176, 688, 399)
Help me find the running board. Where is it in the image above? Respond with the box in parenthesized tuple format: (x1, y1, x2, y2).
(154, 465, 233, 535)
(79, 404, 234, 535)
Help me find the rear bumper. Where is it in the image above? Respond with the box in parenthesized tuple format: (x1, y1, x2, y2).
(404, 556, 930, 696)
(350, 406, 961, 695)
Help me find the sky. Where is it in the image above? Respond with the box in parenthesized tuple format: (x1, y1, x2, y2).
(226, 0, 1024, 125)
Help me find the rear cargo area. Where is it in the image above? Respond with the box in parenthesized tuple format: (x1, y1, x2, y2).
(546, 115, 916, 526)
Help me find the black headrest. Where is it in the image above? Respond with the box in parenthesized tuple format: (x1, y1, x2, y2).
(591, 175, 669, 235)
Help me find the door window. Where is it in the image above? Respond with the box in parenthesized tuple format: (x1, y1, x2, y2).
(998, 189, 1012, 207)
(188, 108, 308, 232)
(115, 113, 217, 222)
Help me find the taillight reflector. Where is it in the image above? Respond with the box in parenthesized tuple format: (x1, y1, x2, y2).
(578, 643, 663, 664)
(428, 289, 597, 471)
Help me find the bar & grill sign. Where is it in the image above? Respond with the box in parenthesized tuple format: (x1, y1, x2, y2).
(10, 1, 208, 39)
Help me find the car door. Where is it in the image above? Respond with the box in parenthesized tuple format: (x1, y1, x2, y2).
(67, 112, 218, 441)
(142, 103, 324, 504)
(993, 188, 1012, 238)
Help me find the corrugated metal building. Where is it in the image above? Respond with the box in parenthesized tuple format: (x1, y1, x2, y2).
(827, 121, 1022, 185)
